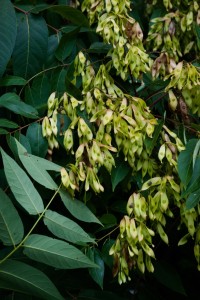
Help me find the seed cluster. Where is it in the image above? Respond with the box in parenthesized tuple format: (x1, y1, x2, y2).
(42, 0, 200, 283)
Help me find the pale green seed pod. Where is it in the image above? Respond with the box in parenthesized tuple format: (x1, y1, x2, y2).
(127, 194, 134, 216)
(78, 51, 86, 65)
(42, 117, 48, 137)
(129, 218, 138, 239)
(137, 224, 144, 242)
(43, 117, 52, 137)
(186, 11, 193, 26)
(105, 0, 112, 12)
(78, 162, 86, 181)
(120, 217, 126, 238)
(75, 144, 85, 160)
(145, 254, 154, 272)
(137, 249, 145, 273)
(165, 147, 173, 164)
(157, 222, 169, 244)
(141, 177, 162, 191)
(158, 143, 166, 162)
(47, 92, 57, 117)
(61, 168, 69, 188)
(140, 241, 155, 258)
(160, 190, 169, 212)
(186, 213, 196, 236)
(168, 90, 178, 111)
(194, 244, 200, 264)
(63, 128, 73, 152)
(102, 109, 113, 125)
(178, 233, 190, 246)
(139, 196, 147, 219)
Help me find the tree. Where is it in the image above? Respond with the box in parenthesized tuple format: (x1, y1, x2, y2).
(0, 0, 200, 299)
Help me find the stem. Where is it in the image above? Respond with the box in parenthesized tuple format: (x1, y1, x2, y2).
(146, 88, 165, 102)
(0, 185, 62, 264)
(96, 226, 119, 243)
(19, 64, 69, 97)
(47, 24, 59, 33)
(13, 5, 29, 14)
(149, 93, 166, 107)
(9, 117, 45, 135)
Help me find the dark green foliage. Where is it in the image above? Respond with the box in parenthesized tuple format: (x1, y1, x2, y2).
(0, 0, 200, 299)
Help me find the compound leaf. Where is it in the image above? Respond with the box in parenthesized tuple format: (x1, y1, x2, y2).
(23, 234, 98, 269)
(1, 148, 44, 215)
(0, 260, 64, 300)
(0, 188, 24, 246)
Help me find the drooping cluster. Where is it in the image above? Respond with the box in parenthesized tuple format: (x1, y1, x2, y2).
(109, 123, 187, 283)
(165, 62, 200, 116)
(147, 2, 199, 62)
(42, 51, 158, 195)
(42, 0, 200, 284)
(82, 0, 151, 80)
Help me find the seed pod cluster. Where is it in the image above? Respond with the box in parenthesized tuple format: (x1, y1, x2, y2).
(41, 0, 200, 282)
(165, 62, 200, 117)
(82, 0, 151, 80)
(147, 2, 199, 61)
(42, 92, 59, 150)
(42, 51, 158, 195)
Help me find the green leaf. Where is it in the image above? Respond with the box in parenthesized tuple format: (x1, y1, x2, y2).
(193, 139, 200, 168)
(0, 93, 38, 119)
(51, 68, 67, 95)
(48, 5, 89, 27)
(195, 23, 200, 49)
(0, 128, 9, 135)
(13, 14, 48, 79)
(0, 0, 17, 77)
(154, 260, 186, 295)
(101, 239, 115, 269)
(88, 248, 104, 289)
(26, 123, 48, 157)
(61, 25, 94, 34)
(59, 189, 102, 225)
(178, 139, 198, 187)
(21, 153, 62, 172)
(111, 158, 131, 191)
(186, 186, 200, 209)
(99, 214, 117, 226)
(6, 134, 31, 161)
(97, 214, 117, 232)
(0, 76, 27, 87)
(25, 74, 50, 113)
(183, 156, 200, 197)
(65, 77, 83, 100)
(145, 119, 164, 155)
(0, 260, 64, 300)
(15, 139, 58, 190)
(55, 28, 79, 62)
(9, 136, 60, 171)
(45, 34, 60, 68)
(23, 234, 98, 269)
(0, 188, 24, 246)
(44, 209, 95, 244)
(0, 148, 44, 215)
(0, 119, 18, 129)
(88, 42, 112, 54)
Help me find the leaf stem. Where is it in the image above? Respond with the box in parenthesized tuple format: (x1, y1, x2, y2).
(19, 64, 69, 97)
(96, 226, 119, 243)
(0, 184, 62, 265)
(9, 117, 45, 135)
(13, 5, 29, 15)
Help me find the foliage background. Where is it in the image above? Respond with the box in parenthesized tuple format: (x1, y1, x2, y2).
(0, 0, 200, 299)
